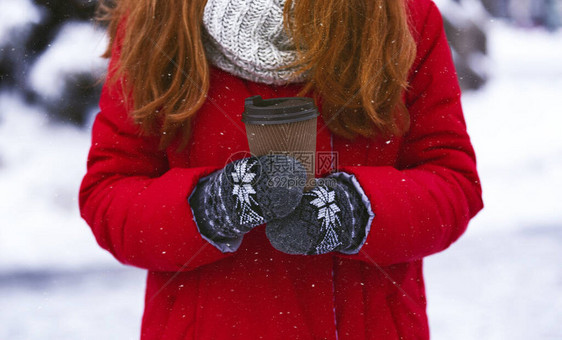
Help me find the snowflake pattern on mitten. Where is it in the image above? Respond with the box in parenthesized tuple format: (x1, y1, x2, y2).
(230, 158, 264, 226)
(305, 186, 343, 254)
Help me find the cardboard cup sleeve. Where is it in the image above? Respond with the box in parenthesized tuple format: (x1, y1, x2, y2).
(242, 96, 319, 189)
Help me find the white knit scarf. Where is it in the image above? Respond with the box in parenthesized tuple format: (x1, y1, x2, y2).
(202, 0, 306, 85)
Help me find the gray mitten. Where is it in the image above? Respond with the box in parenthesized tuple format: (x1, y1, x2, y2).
(189, 155, 306, 244)
(265, 174, 372, 255)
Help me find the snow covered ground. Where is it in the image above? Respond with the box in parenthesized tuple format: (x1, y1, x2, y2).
(424, 22, 562, 339)
(1, 18, 561, 340)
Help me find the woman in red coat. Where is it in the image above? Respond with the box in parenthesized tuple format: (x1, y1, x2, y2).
(80, 0, 483, 338)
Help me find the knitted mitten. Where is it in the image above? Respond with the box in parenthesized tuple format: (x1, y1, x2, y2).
(265, 175, 371, 255)
(189, 155, 306, 241)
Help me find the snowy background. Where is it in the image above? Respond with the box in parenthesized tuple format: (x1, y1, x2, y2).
(1, 0, 562, 339)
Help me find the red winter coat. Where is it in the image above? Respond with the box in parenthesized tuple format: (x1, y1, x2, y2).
(79, 1, 483, 338)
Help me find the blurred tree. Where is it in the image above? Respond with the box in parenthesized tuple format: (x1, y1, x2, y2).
(437, 0, 490, 90)
(0, 0, 100, 126)
(26, 0, 97, 59)
(480, 0, 510, 18)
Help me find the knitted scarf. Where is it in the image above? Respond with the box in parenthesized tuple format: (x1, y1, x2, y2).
(202, 0, 306, 85)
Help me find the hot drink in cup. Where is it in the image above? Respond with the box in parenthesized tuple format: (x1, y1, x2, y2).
(242, 96, 319, 189)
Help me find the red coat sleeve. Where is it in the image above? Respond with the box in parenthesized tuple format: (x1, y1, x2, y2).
(79, 39, 231, 272)
(337, 1, 483, 266)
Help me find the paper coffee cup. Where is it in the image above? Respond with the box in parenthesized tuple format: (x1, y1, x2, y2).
(242, 96, 319, 189)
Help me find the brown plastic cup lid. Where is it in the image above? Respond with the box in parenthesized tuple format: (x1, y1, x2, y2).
(242, 95, 319, 125)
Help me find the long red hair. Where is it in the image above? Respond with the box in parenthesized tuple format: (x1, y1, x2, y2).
(98, 0, 416, 148)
